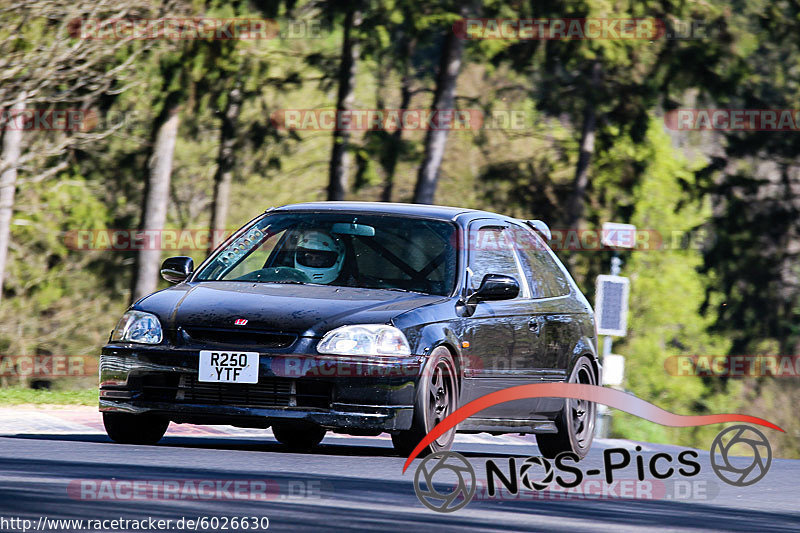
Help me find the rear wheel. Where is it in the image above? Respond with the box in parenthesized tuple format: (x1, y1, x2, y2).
(536, 355, 597, 459)
(103, 412, 169, 445)
(392, 346, 459, 457)
(272, 422, 326, 450)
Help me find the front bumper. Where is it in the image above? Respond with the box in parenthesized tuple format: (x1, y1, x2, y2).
(99, 343, 425, 433)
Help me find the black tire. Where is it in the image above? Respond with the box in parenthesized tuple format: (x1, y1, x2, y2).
(103, 412, 169, 445)
(272, 422, 326, 450)
(392, 346, 459, 457)
(536, 355, 597, 459)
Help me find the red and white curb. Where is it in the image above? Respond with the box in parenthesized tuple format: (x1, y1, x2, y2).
(0, 406, 649, 450)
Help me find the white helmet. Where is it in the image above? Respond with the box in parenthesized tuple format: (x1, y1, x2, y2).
(294, 230, 345, 284)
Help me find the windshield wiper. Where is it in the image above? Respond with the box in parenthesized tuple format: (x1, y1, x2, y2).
(237, 278, 314, 285)
(372, 286, 425, 294)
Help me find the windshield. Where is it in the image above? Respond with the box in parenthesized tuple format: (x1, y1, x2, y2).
(194, 212, 458, 296)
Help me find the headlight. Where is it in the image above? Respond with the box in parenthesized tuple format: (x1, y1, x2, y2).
(317, 325, 411, 356)
(110, 311, 163, 344)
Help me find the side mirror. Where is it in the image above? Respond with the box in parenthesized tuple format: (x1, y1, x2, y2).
(161, 256, 194, 283)
(469, 274, 520, 303)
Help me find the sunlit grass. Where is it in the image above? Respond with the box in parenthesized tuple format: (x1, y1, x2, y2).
(0, 387, 97, 405)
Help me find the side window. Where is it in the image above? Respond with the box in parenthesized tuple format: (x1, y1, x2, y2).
(468, 225, 524, 295)
(511, 224, 571, 298)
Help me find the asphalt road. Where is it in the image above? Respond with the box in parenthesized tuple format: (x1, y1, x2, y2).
(0, 427, 798, 533)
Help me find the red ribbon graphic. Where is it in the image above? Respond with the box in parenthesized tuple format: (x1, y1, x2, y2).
(402, 383, 783, 473)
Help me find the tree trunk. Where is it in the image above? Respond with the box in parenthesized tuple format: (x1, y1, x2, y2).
(566, 61, 602, 229)
(0, 91, 26, 305)
(327, 8, 362, 201)
(413, 24, 466, 205)
(208, 82, 244, 255)
(381, 38, 415, 203)
(132, 100, 180, 302)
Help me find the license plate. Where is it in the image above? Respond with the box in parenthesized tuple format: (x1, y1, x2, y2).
(198, 351, 259, 383)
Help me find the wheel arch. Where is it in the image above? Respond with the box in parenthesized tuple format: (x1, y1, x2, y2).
(569, 335, 601, 383)
(411, 323, 464, 386)
(431, 340, 462, 388)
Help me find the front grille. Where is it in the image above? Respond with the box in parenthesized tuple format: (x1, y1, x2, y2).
(178, 375, 293, 407)
(182, 327, 296, 349)
(135, 373, 332, 409)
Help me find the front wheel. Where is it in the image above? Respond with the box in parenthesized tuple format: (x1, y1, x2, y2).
(536, 355, 597, 459)
(103, 412, 169, 445)
(392, 346, 459, 457)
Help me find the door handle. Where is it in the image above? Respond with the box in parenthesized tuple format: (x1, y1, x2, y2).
(529, 317, 544, 336)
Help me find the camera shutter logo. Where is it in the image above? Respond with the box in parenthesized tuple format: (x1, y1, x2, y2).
(710, 425, 772, 487)
(520, 456, 554, 491)
(413, 451, 476, 513)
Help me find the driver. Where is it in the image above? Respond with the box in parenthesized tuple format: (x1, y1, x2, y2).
(294, 230, 345, 284)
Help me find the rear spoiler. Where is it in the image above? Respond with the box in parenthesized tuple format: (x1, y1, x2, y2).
(523, 219, 552, 241)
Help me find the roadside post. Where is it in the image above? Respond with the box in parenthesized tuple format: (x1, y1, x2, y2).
(594, 223, 634, 438)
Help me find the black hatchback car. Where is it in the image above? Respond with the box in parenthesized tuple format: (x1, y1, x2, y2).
(100, 202, 600, 458)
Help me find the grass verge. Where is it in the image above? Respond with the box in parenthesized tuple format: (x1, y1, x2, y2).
(0, 387, 98, 405)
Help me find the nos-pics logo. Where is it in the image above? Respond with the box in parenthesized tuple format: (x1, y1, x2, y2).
(413, 425, 772, 513)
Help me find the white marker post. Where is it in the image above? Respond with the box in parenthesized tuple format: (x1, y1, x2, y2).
(594, 223, 635, 437)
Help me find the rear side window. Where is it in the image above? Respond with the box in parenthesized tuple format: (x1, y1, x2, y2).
(468, 226, 523, 293)
(511, 224, 571, 298)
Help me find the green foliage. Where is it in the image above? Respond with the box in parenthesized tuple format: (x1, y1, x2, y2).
(606, 119, 733, 449)
(0, 387, 98, 406)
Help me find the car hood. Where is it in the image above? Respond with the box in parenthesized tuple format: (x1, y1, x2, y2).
(138, 282, 447, 338)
